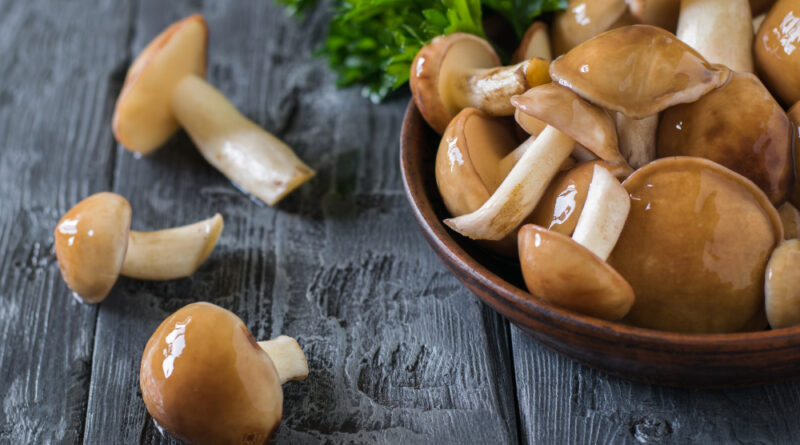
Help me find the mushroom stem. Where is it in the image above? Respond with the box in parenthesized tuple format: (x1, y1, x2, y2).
(258, 336, 309, 385)
(444, 58, 550, 116)
(497, 136, 536, 179)
(120, 214, 223, 280)
(444, 125, 574, 240)
(170, 75, 315, 206)
(677, 0, 754, 72)
(615, 113, 658, 168)
(571, 165, 631, 261)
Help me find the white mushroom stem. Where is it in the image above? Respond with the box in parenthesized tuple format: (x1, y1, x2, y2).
(445, 126, 574, 240)
(258, 336, 309, 384)
(120, 214, 223, 280)
(444, 58, 547, 116)
(171, 75, 315, 206)
(571, 165, 631, 261)
(677, 0, 754, 72)
(497, 136, 536, 179)
(615, 113, 658, 168)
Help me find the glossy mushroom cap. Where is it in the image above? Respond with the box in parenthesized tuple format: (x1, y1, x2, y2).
(755, 0, 800, 105)
(658, 72, 792, 205)
(140, 302, 285, 445)
(54, 193, 131, 303)
(518, 225, 634, 321)
(550, 25, 731, 119)
(410, 33, 500, 134)
(765, 239, 800, 328)
(608, 158, 783, 333)
(113, 15, 207, 153)
(530, 161, 632, 236)
(511, 83, 625, 165)
(551, 0, 635, 56)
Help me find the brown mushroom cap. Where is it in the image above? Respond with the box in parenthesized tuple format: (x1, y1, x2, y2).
(550, 25, 731, 119)
(779, 202, 800, 238)
(54, 193, 131, 303)
(140, 302, 283, 444)
(608, 157, 783, 333)
(765, 239, 800, 328)
(113, 15, 207, 153)
(518, 225, 634, 321)
(786, 101, 800, 206)
(551, 0, 635, 56)
(657, 72, 792, 205)
(628, 0, 681, 31)
(410, 33, 501, 134)
(530, 161, 632, 236)
(755, 0, 800, 106)
(511, 83, 625, 164)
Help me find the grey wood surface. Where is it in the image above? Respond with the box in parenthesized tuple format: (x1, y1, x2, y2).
(0, 1, 799, 444)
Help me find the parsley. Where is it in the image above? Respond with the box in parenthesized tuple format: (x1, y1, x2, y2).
(277, 0, 566, 102)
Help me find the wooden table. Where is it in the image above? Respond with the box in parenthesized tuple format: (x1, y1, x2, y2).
(1, 1, 800, 443)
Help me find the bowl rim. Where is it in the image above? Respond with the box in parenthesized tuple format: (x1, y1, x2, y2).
(400, 98, 800, 351)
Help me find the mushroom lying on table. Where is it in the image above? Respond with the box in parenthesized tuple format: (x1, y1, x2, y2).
(518, 165, 634, 321)
(444, 83, 626, 241)
(549, 25, 731, 168)
(607, 157, 783, 333)
(113, 15, 314, 206)
(765, 240, 800, 328)
(755, 0, 800, 106)
(54, 193, 223, 304)
(410, 32, 551, 134)
(140, 302, 308, 444)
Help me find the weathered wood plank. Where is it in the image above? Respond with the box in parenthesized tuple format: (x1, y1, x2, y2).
(0, 0, 132, 443)
(82, 1, 519, 443)
(511, 326, 800, 444)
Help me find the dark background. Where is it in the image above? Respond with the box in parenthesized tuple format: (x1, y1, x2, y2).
(1, 0, 799, 443)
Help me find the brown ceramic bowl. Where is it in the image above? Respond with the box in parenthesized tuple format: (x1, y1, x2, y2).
(400, 100, 800, 388)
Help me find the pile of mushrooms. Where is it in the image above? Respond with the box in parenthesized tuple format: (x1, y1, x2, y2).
(414, 0, 800, 333)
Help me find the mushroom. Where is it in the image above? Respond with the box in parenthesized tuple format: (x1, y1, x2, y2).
(765, 239, 800, 328)
(140, 302, 308, 444)
(779, 202, 800, 238)
(549, 25, 731, 168)
(657, 72, 792, 205)
(410, 32, 551, 134)
(676, 0, 754, 73)
(512, 22, 552, 63)
(628, 0, 681, 31)
(551, 0, 637, 56)
(444, 83, 625, 241)
(518, 165, 634, 321)
(607, 157, 783, 333)
(54, 192, 223, 304)
(754, 0, 800, 105)
(113, 15, 314, 206)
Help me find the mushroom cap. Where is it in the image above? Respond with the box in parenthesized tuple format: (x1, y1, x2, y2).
(754, 0, 800, 106)
(113, 15, 208, 154)
(140, 302, 283, 444)
(779, 202, 800, 239)
(786, 101, 800, 207)
(511, 22, 551, 64)
(608, 157, 783, 333)
(550, 25, 731, 119)
(551, 0, 634, 56)
(518, 225, 634, 321)
(628, 0, 681, 31)
(530, 160, 632, 237)
(765, 239, 800, 328)
(410, 33, 501, 134)
(512, 83, 626, 165)
(657, 72, 792, 205)
(54, 192, 131, 303)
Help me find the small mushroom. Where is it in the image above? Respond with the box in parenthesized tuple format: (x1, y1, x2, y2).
(608, 157, 783, 333)
(113, 15, 314, 206)
(551, 0, 637, 56)
(765, 239, 800, 328)
(779, 202, 800, 238)
(444, 83, 624, 241)
(676, 0, 754, 73)
(628, 0, 681, 31)
(754, 0, 800, 105)
(657, 72, 793, 205)
(512, 22, 553, 63)
(550, 25, 731, 168)
(410, 32, 551, 134)
(140, 302, 308, 444)
(518, 165, 634, 321)
(54, 193, 223, 303)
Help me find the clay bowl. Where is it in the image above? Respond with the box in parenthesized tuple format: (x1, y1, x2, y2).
(400, 100, 800, 388)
